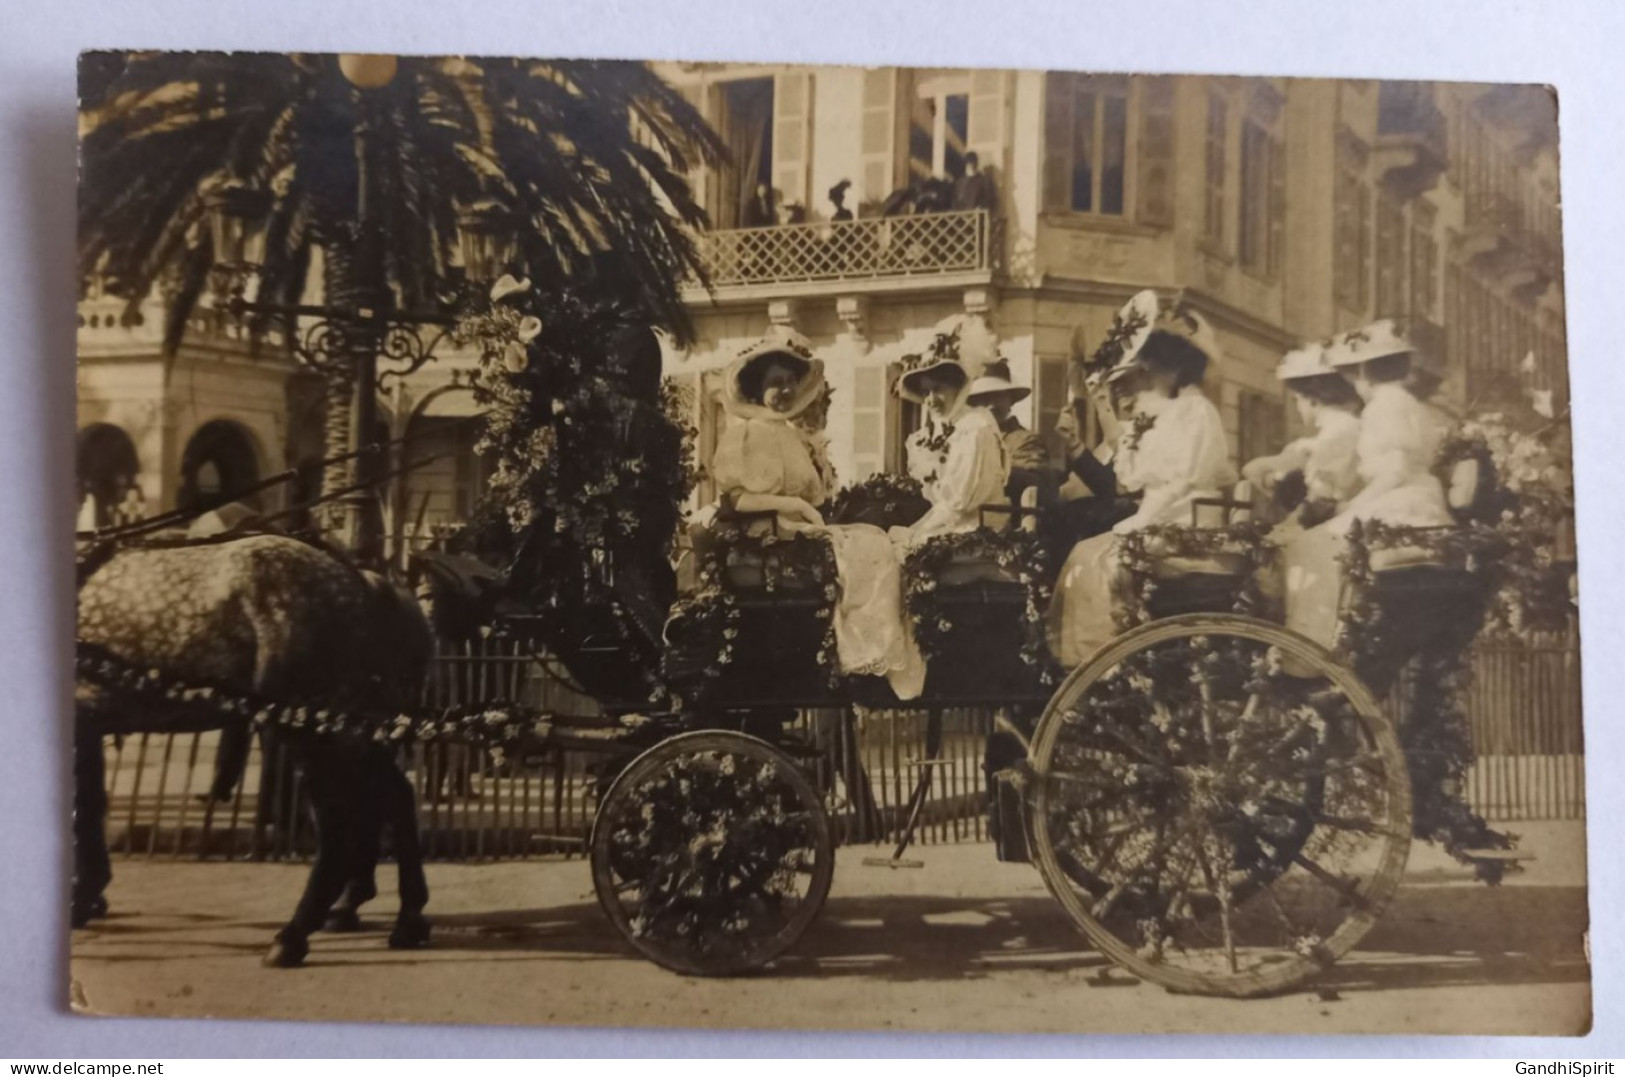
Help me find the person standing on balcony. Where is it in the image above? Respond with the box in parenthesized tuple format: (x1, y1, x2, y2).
(952, 151, 997, 213)
(828, 179, 854, 222)
(742, 181, 777, 228)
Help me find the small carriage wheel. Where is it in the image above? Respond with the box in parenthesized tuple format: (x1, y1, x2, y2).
(1029, 614, 1412, 999)
(590, 730, 836, 976)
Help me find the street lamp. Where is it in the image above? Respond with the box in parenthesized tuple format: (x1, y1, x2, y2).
(203, 178, 268, 271)
(338, 53, 399, 90)
(457, 198, 520, 284)
(204, 52, 521, 563)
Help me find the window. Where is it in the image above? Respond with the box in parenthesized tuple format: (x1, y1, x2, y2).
(1374, 194, 1406, 317)
(1204, 92, 1227, 246)
(1068, 77, 1130, 215)
(1410, 204, 1439, 320)
(1236, 390, 1286, 471)
(908, 87, 970, 182)
(1334, 134, 1370, 313)
(1238, 118, 1281, 274)
(1036, 354, 1071, 468)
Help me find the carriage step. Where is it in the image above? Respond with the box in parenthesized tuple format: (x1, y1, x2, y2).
(862, 856, 925, 869)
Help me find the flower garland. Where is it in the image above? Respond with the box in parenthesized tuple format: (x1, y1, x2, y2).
(662, 525, 842, 705)
(900, 528, 1058, 684)
(826, 473, 930, 530)
(1435, 411, 1575, 638)
(451, 277, 698, 703)
(453, 276, 696, 573)
(1336, 518, 1514, 882)
(75, 639, 566, 768)
(1112, 521, 1278, 631)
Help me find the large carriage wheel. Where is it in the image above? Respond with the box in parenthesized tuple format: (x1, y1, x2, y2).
(590, 730, 836, 976)
(1029, 614, 1412, 998)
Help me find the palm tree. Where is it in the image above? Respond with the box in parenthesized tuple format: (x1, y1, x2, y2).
(79, 51, 723, 346)
(78, 51, 725, 552)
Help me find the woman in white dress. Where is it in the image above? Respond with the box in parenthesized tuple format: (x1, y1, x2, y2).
(894, 339, 1010, 548)
(710, 334, 927, 699)
(1281, 320, 1454, 649)
(1046, 291, 1237, 668)
(1242, 341, 1365, 534)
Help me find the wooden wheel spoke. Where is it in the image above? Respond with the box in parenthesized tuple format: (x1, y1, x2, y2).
(1192, 838, 1239, 973)
(1293, 853, 1370, 910)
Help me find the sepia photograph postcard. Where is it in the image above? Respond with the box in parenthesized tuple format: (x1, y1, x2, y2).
(70, 50, 1587, 1036)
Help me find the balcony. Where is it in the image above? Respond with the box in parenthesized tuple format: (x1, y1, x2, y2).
(686, 209, 994, 300)
(1372, 83, 1448, 199)
(1462, 190, 1560, 301)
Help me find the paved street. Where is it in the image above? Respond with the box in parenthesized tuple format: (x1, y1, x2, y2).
(69, 821, 1590, 1037)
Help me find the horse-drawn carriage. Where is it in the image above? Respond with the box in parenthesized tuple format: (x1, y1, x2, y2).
(510, 472, 1499, 999)
(74, 464, 1503, 996)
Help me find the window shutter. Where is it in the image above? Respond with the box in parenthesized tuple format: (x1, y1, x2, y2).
(1042, 73, 1074, 213)
(967, 68, 1008, 174)
(860, 68, 901, 207)
(676, 82, 713, 223)
(1267, 129, 1285, 276)
(773, 71, 814, 211)
(850, 363, 891, 481)
(1136, 76, 1176, 228)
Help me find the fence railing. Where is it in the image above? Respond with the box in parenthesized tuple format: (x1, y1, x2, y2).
(693, 209, 992, 290)
(98, 632, 1584, 860)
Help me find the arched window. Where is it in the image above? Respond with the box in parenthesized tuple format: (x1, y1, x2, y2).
(77, 423, 141, 529)
(179, 420, 261, 512)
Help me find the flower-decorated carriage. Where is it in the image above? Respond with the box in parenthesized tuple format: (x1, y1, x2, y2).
(574, 448, 1530, 997)
(425, 281, 1553, 998)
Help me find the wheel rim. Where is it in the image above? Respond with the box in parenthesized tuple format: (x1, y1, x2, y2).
(1030, 614, 1412, 998)
(590, 730, 835, 976)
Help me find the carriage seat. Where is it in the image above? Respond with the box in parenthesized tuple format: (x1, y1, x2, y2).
(1144, 482, 1256, 579)
(1134, 483, 1259, 618)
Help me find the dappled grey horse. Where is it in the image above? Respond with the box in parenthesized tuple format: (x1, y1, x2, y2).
(76, 533, 434, 967)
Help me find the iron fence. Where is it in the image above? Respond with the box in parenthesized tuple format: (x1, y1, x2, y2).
(98, 632, 1584, 860)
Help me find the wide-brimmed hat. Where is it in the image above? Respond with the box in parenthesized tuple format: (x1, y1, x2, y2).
(1091, 290, 1223, 387)
(1326, 319, 1415, 368)
(897, 314, 997, 403)
(723, 331, 827, 421)
(965, 358, 1031, 406)
(1275, 341, 1335, 382)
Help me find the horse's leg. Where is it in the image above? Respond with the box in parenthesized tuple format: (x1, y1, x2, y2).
(71, 718, 111, 926)
(324, 772, 381, 933)
(379, 754, 430, 950)
(264, 750, 355, 968)
(208, 720, 253, 803)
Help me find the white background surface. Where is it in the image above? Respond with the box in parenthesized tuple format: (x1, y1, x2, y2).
(0, 0, 1618, 1057)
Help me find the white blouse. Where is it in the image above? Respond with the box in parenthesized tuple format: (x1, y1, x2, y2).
(712, 417, 828, 509)
(902, 406, 1009, 544)
(1335, 382, 1452, 531)
(1298, 407, 1364, 505)
(1113, 385, 1237, 532)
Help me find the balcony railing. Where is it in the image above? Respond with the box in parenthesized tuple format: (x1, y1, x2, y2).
(1373, 83, 1448, 199)
(1463, 189, 1560, 298)
(693, 209, 992, 291)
